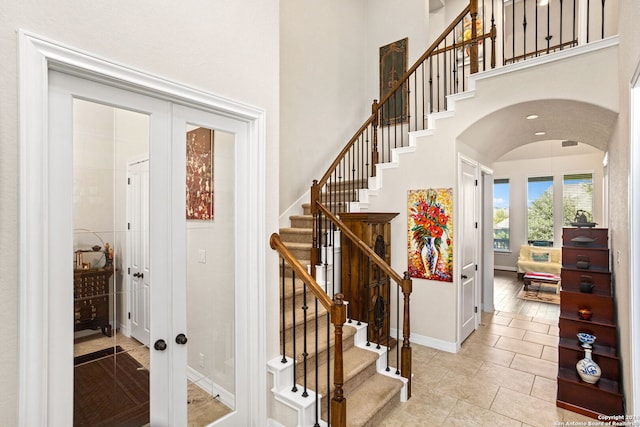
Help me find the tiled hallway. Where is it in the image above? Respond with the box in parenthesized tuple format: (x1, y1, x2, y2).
(379, 271, 595, 426)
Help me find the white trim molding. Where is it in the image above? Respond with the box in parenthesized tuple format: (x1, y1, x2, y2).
(18, 30, 267, 426)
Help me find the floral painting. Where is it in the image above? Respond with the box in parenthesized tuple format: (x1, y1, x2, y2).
(407, 189, 453, 282)
(186, 127, 214, 220)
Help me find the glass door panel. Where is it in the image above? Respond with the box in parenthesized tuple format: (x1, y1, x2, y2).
(184, 125, 236, 426)
(72, 99, 151, 426)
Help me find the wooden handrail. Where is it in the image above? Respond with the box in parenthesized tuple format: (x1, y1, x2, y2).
(315, 202, 405, 287)
(270, 233, 333, 310)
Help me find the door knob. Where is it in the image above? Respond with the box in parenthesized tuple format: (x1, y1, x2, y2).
(175, 333, 188, 345)
(461, 274, 468, 279)
(133, 272, 140, 278)
(154, 339, 167, 351)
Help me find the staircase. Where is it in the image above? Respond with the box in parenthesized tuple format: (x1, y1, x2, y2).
(272, 202, 405, 426)
(270, 0, 615, 425)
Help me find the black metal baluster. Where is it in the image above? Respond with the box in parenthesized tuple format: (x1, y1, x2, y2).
(302, 283, 309, 398)
(326, 306, 330, 424)
(534, 3, 539, 56)
(313, 298, 319, 427)
(416, 72, 419, 131)
(281, 258, 288, 364)
(601, 0, 606, 39)
(560, 0, 564, 50)
(546, 1, 551, 54)
(395, 281, 400, 375)
(452, 30, 458, 94)
(512, 0, 515, 61)
(436, 50, 440, 112)
(365, 127, 370, 178)
(573, 0, 577, 46)
(291, 271, 298, 393)
(429, 57, 433, 114)
(443, 38, 448, 110)
(586, 0, 591, 43)
(523, 0, 527, 59)
(482, 0, 487, 71)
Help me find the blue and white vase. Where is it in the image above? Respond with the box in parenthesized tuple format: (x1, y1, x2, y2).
(421, 237, 439, 276)
(576, 348, 601, 384)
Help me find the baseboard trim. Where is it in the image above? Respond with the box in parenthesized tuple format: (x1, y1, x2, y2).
(187, 366, 235, 409)
(494, 265, 517, 272)
(391, 328, 458, 353)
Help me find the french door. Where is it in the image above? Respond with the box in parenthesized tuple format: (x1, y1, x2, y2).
(49, 70, 178, 425)
(20, 32, 265, 426)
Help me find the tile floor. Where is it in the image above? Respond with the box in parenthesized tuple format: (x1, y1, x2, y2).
(378, 271, 595, 427)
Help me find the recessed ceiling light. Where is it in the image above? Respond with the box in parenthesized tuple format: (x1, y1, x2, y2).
(526, 114, 539, 120)
(535, 131, 546, 136)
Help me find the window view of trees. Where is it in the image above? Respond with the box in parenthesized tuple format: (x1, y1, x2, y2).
(493, 179, 509, 250)
(527, 176, 554, 245)
(563, 173, 593, 225)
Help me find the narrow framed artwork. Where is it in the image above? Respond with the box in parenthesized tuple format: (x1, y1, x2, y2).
(186, 127, 214, 220)
(407, 188, 453, 282)
(379, 37, 408, 125)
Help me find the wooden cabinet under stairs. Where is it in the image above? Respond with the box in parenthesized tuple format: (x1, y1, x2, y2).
(339, 212, 398, 346)
(557, 227, 624, 418)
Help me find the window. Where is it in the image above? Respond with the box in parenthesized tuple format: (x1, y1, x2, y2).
(528, 176, 554, 245)
(493, 178, 510, 250)
(563, 173, 593, 225)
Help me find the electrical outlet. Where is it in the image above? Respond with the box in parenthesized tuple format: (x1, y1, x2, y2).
(199, 353, 205, 368)
(198, 249, 206, 264)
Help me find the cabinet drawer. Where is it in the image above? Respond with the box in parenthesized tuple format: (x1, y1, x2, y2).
(561, 269, 612, 295)
(562, 227, 608, 248)
(562, 247, 610, 270)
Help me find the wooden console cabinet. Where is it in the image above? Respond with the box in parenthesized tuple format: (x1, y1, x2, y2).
(557, 227, 623, 417)
(340, 212, 398, 346)
(74, 267, 113, 337)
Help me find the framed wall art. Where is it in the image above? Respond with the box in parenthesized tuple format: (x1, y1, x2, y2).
(186, 127, 214, 220)
(407, 188, 453, 282)
(379, 37, 408, 126)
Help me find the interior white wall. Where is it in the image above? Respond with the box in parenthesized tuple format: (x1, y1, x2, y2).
(364, 0, 432, 104)
(279, 0, 435, 215)
(492, 151, 605, 271)
(367, 136, 459, 348)
(279, 0, 369, 213)
(611, 0, 639, 414)
(186, 130, 236, 397)
(0, 1, 279, 425)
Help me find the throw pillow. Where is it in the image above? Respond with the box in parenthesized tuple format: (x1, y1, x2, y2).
(531, 252, 550, 262)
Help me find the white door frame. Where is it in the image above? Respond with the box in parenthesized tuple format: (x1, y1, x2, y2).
(629, 58, 640, 416)
(18, 31, 267, 426)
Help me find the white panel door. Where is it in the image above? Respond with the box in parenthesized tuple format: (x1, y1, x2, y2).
(460, 158, 480, 343)
(128, 158, 151, 347)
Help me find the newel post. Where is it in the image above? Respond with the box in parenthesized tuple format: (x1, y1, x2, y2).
(401, 272, 413, 399)
(469, 0, 479, 74)
(331, 294, 347, 427)
(310, 180, 321, 278)
(371, 99, 379, 177)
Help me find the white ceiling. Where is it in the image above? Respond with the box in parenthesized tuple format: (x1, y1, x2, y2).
(458, 99, 617, 163)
